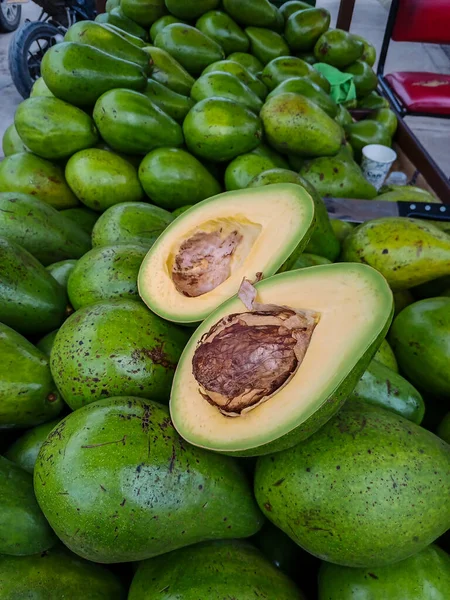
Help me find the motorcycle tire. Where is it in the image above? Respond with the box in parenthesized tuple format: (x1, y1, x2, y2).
(8, 20, 62, 98)
(0, 2, 21, 33)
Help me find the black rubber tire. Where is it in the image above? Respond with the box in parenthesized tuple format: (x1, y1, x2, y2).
(0, 2, 21, 33)
(8, 21, 62, 99)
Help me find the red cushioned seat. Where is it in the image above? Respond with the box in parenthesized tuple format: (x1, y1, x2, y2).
(385, 72, 450, 115)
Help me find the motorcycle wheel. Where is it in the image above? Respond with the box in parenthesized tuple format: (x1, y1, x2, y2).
(0, 2, 21, 33)
(8, 20, 63, 98)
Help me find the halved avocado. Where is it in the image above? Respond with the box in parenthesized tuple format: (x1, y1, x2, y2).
(138, 184, 315, 323)
(170, 263, 393, 456)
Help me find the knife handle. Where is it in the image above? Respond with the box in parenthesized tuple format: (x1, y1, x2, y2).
(398, 201, 450, 222)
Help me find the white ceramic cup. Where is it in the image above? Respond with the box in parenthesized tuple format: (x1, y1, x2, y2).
(361, 144, 397, 191)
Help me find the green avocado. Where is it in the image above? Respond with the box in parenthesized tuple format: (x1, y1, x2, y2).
(438, 413, 450, 444)
(150, 15, 185, 41)
(225, 154, 279, 190)
(223, 0, 281, 29)
(245, 27, 290, 65)
(393, 289, 414, 316)
(14, 97, 98, 161)
(5, 419, 61, 473)
(250, 144, 290, 168)
(0, 546, 126, 599)
(196, 11, 249, 55)
(285, 8, 331, 52)
(65, 21, 150, 72)
(191, 71, 263, 112)
(50, 300, 188, 409)
(129, 540, 304, 599)
(30, 76, 54, 97)
(120, 0, 166, 27)
(341, 218, 450, 290)
(60, 207, 99, 235)
(345, 120, 392, 160)
(165, 0, 219, 20)
(203, 59, 268, 99)
(344, 60, 378, 97)
(300, 155, 377, 199)
(144, 46, 195, 96)
(227, 52, 264, 75)
(377, 184, 437, 202)
(248, 167, 305, 188)
(41, 42, 147, 107)
(154, 24, 225, 76)
(334, 104, 353, 126)
(101, 23, 147, 47)
(172, 205, 192, 218)
(0, 193, 90, 265)
(318, 544, 450, 600)
(0, 456, 56, 555)
(255, 401, 450, 567)
(280, 252, 331, 271)
(0, 152, 78, 209)
(47, 260, 77, 299)
(314, 29, 363, 68)
(2, 123, 27, 156)
(36, 330, 58, 357)
(65, 149, 144, 212)
(0, 323, 63, 429)
(0, 237, 67, 335)
(183, 97, 263, 162)
(106, 0, 124, 13)
(296, 51, 317, 65)
(261, 56, 330, 91)
(280, 1, 314, 20)
(330, 218, 354, 242)
(142, 79, 194, 121)
(95, 8, 148, 40)
(389, 297, 450, 398)
(373, 338, 398, 372)
(138, 148, 221, 209)
(371, 107, 398, 136)
(34, 397, 262, 562)
(267, 76, 338, 117)
(261, 93, 343, 157)
(67, 244, 147, 309)
(357, 90, 389, 109)
(92, 202, 173, 248)
(352, 33, 377, 66)
(93, 89, 184, 155)
(350, 360, 425, 424)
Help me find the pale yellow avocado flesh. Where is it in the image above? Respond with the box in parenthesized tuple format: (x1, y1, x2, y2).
(170, 263, 393, 453)
(138, 184, 315, 323)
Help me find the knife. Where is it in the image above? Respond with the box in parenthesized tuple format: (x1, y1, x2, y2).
(323, 197, 450, 223)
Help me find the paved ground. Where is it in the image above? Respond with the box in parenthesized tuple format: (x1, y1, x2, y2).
(1, 0, 449, 175)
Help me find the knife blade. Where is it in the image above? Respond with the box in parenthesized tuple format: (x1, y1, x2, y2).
(323, 197, 450, 223)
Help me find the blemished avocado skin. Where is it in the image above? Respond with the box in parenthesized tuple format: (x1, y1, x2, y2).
(128, 540, 305, 600)
(0, 456, 56, 556)
(255, 401, 450, 567)
(373, 338, 398, 372)
(318, 544, 450, 600)
(5, 419, 61, 473)
(0, 546, 126, 599)
(2, 123, 28, 156)
(34, 398, 263, 563)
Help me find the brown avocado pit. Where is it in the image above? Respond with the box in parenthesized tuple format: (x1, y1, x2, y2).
(172, 228, 243, 297)
(192, 279, 320, 417)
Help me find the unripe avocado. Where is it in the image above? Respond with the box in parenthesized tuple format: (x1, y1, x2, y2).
(95, 8, 148, 40)
(30, 76, 54, 97)
(144, 46, 195, 96)
(285, 8, 331, 52)
(314, 29, 363, 68)
(335, 103, 353, 126)
(225, 154, 278, 190)
(227, 52, 264, 75)
(142, 79, 194, 121)
(373, 338, 398, 372)
(121, 0, 166, 27)
(101, 24, 145, 48)
(196, 11, 250, 55)
(34, 398, 263, 562)
(345, 120, 392, 161)
(344, 60, 378, 97)
(203, 59, 268, 99)
(267, 76, 338, 117)
(261, 56, 330, 91)
(223, 0, 281, 29)
(2, 123, 27, 156)
(245, 27, 290, 65)
(250, 144, 290, 168)
(352, 33, 377, 66)
(371, 107, 398, 136)
(5, 419, 61, 473)
(139, 147, 222, 209)
(255, 401, 450, 567)
(165, 0, 220, 20)
(60, 207, 99, 235)
(191, 71, 263, 113)
(357, 90, 389, 109)
(280, 1, 314, 20)
(280, 251, 331, 271)
(150, 15, 185, 41)
(36, 330, 58, 357)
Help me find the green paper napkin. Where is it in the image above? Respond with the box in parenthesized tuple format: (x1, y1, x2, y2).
(314, 63, 357, 104)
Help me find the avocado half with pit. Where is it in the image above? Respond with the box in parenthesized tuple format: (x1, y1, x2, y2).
(138, 184, 315, 324)
(170, 264, 394, 456)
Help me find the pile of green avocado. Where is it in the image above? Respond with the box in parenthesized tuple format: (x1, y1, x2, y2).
(0, 0, 450, 598)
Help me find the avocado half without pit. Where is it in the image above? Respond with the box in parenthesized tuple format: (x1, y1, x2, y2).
(138, 184, 316, 324)
(170, 263, 394, 456)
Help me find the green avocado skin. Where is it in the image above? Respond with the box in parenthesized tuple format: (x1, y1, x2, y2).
(0, 456, 56, 555)
(345, 120, 391, 161)
(267, 76, 338, 117)
(225, 153, 278, 190)
(143, 79, 194, 122)
(245, 27, 290, 65)
(0, 193, 90, 266)
(350, 359, 425, 424)
(60, 207, 99, 235)
(155, 24, 225, 76)
(67, 244, 147, 310)
(165, 0, 220, 20)
(300, 156, 377, 199)
(34, 398, 263, 563)
(121, 0, 167, 28)
(0, 323, 63, 429)
(389, 298, 450, 398)
(318, 544, 450, 600)
(262, 56, 330, 91)
(36, 330, 58, 357)
(93, 89, 184, 155)
(2, 123, 27, 156)
(30, 76, 54, 97)
(0, 237, 67, 336)
(250, 145, 289, 167)
(65, 148, 144, 212)
(196, 11, 249, 55)
(438, 413, 450, 444)
(95, 9, 148, 40)
(255, 402, 450, 567)
(285, 8, 331, 52)
(139, 148, 221, 209)
(0, 546, 126, 599)
(191, 71, 263, 113)
(144, 46, 195, 96)
(357, 91, 389, 109)
(129, 540, 303, 599)
(41, 42, 147, 107)
(150, 16, 185, 42)
(5, 418, 61, 473)
(345, 60, 378, 98)
(0, 152, 79, 210)
(102, 23, 146, 47)
(47, 259, 77, 291)
(373, 338, 398, 371)
(223, 0, 280, 28)
(280, 252, 331, 271)
(330, 218, 354, 242)
(50, 299, 188, 410)
(203, 59, 268, 100)
(92, 201, 173, 248)
(280, 1, 315, 20)
(314, 29, 363, 68)
(227, 52, 264, 75)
